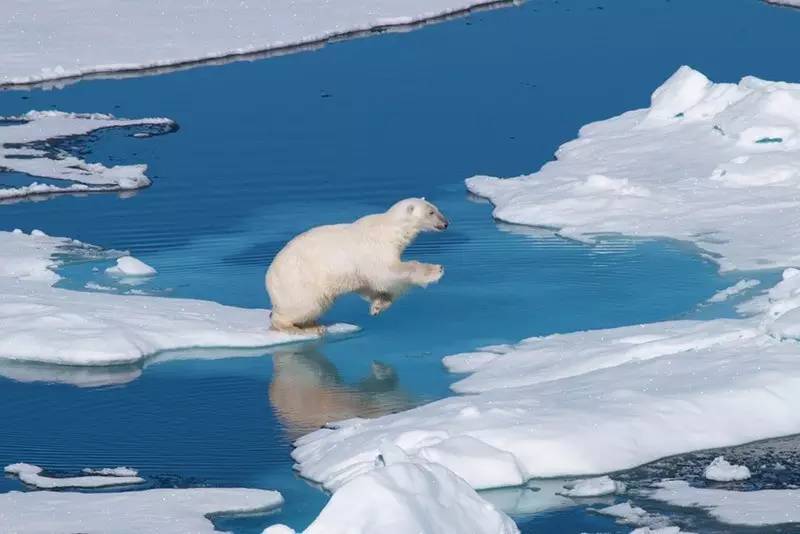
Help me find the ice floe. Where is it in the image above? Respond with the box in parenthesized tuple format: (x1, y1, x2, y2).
(0, 111, 175, 202)
(268, 445, 517, 534)
(4, 463, 143, 489)
(292, 267, 800, 491)
(647, 480, 800, 526)
(558, 475, 626, 498)
(81, 466, 138, 477)
(706, 279, 760, 303)
(595, 501, 692, 533)
(466, 66, 800, 272)
(0, 230, 356, 368)
(0, 486, 283, 533)
(703, 456, 751, 482)
(105, 256, 157, 277)
(1, 0, 511, 87)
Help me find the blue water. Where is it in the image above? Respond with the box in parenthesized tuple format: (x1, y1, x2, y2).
(1, 0, 799, 532)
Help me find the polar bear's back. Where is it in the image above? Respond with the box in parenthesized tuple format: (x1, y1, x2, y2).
(267, 221, 376, 311)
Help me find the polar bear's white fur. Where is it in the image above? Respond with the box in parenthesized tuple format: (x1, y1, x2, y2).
(266, 198, 448, 334)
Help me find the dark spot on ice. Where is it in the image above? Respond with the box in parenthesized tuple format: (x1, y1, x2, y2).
(674, 112, 684, 118)
(756, 137, 783, 144)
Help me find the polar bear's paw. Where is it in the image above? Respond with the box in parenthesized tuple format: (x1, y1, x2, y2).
(369, 297, 394, 316)
(420, 263, 444, 286)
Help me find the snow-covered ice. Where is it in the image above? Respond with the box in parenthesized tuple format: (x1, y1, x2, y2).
(0, 486, 283, 534)
(5, 463, 143, 489)
(467, 66, 800, 272)
(558, 475, 626, 497)
(267, 445, 517, 534)
(647, 480, 800, 526)
(106, 256, 157, 277)
(81, 467, 138, 477)
(1, 0, 511, 87)
(0, 230, 356, 367)
(0, 111, 175, 202)
(596, 502, 659, 526)
(706, 279, 760, 303)
(595, 502, 689, 532)
(703, 456, 751, 482)
(292, 266, 800, 491)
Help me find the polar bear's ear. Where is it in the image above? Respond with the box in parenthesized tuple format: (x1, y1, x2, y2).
(406, 204, 415, 214)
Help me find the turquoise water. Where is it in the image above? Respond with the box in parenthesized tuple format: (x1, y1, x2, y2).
(1, 0, 799, 531)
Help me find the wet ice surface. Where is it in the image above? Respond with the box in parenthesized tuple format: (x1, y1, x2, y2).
(2, 0, 800, 532)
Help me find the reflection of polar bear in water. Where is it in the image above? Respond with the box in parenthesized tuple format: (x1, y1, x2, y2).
(269, 347, 412, 439)
(266, 198, 448, 334)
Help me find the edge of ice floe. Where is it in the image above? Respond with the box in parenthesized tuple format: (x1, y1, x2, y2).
(2, 0, 516, 89)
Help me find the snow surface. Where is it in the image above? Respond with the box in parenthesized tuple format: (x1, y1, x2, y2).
(0, 111, 175, 202)
(4, 463, 143, 489)
(467, 66, 800, 272)
(0, 230, 356, 367)
(0, 487, 283, 534)
(266, 444, 518, 534)
(558, 475, 625, 497)
(647, 480, 800, 526)
(106, 256, 157, 277)
(703, 456, 751, 482)
(292, 267, 800, 490)
(1, 0, 510, 87)
(706, 279, 760, 303)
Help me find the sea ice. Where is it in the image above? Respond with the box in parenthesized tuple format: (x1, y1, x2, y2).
(703, 456, 751, 482)
(106, 256, 157, 277)
(0, 230, 356, 368)
(0, 111, 175, 202)
(706, 279, 760, 303)
(765, 0, 800, 6)
(466, 66, 800, 272)
(1, 0, 511, 87)
(82, 467, 138, 477)
(0, 486, 283, 533)
(4, 463, 143, 489)
(292, 269, 800, 491)
(266, 446, 518, 534)
(647, 480, 800, 526)
(558, 475, 626, 497)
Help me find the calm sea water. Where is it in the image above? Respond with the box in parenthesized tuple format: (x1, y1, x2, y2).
(1, 0, 799, 532)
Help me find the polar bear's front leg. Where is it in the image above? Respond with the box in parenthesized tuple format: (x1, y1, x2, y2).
(392, 260, 444, 287)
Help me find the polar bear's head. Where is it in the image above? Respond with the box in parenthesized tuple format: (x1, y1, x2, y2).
(389, 198, 449, 232)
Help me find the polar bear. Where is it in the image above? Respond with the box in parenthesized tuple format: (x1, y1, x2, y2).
(266, 198, 448, 334)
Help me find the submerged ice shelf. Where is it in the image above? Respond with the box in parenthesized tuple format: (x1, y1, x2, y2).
(0, 111, 175, 202)
(0, 229, 355, 368)
(1, 0, 511, 87)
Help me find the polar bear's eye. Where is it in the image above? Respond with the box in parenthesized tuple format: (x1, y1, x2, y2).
(428, 210, 434, 215)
